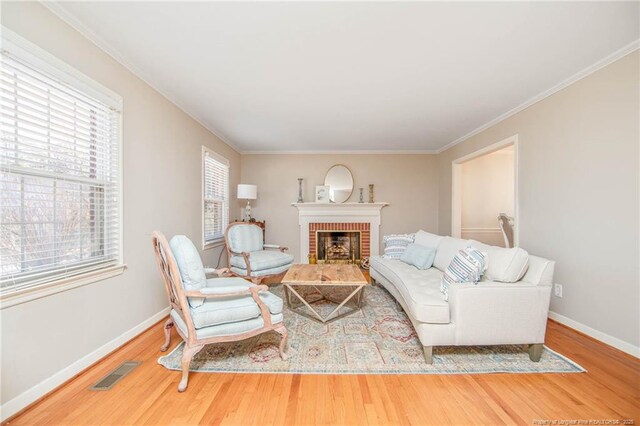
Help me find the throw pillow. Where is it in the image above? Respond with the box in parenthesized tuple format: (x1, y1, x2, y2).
(383, 233, 415, 259)
(414, 230, 443, 250)
(470, 241, 529, 283)
(440, 247, 487, 301)
(400, 244, 436, 270)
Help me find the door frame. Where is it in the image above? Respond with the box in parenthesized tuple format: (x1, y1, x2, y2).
(451, 134, 519, 246)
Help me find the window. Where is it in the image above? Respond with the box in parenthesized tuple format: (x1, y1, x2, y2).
(0, 30, 123, 297)
(202, 147, 229, 247)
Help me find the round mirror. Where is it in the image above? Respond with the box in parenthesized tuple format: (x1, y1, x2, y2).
(324, 164, 354, 203)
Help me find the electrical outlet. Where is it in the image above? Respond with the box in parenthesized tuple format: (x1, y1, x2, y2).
(554, 283, 563, 298)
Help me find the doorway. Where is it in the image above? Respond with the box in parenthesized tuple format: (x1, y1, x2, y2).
(451, 135, 518, 247)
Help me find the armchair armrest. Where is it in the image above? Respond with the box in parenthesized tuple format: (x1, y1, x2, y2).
(264, 244, 288, 252)
(204, 267, 231, 277)
(184, 284, 273, 327)
(184, 284, 268, 299)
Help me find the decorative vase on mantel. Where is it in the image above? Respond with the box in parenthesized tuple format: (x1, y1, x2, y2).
(297, 178, 304, 203)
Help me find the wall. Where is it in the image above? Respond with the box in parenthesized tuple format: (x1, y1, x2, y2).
(240, 154, 439, 261)
(437, 52, 640, 352)
(460, 147, 514, 246)
(0, 2, 241, 414)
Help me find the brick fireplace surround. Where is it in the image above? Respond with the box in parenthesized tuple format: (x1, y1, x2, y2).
(309, 223, 371, 260)
(291, 202, 389, 263)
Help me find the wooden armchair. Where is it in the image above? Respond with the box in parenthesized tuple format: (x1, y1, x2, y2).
(224, 222, 294, 284)
(152, 231, 288, 392)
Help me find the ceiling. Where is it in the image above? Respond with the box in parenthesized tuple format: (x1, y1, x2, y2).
(47, 2, 639, 153)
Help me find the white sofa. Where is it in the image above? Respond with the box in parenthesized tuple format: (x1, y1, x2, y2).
(369, 232, 554, 364)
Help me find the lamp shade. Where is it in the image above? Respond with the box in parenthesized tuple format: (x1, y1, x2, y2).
(237, 184, 257, 200)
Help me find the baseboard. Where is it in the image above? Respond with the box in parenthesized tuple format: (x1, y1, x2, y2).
(0, 307, 170, 422)
(548, 311, 640, 358)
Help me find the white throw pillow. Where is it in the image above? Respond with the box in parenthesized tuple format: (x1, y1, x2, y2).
(471, 240, 530, 283)
(433, 237, 471, 271)
(383, 233, 415, 259)
(414, 230, 443, 250)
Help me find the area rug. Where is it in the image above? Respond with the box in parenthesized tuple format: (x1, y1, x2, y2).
(158, 285, 585, 375)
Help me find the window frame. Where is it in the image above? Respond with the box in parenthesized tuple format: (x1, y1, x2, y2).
(0, 28, 125, 308)
(201, 146, 230, 250)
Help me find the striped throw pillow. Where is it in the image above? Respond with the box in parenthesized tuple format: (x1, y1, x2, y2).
(383, 233, 415, 259)
(440, 247, 487, 300)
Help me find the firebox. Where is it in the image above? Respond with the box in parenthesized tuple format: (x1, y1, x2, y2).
(316, 231, 361, 264)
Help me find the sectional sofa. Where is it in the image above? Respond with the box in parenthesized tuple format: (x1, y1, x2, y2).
(369, 231, 555, 364)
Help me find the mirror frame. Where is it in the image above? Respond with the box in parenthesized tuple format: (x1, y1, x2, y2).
(324, 164, 354, 203)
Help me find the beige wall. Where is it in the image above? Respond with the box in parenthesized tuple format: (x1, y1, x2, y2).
(437, 52, 640, 349)
(460, 147, 514, 246)
(0, 2, 240, 407)
(240, 154, 439, 261)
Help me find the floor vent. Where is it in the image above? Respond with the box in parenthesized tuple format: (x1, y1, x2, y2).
(90, 361, 140, 391)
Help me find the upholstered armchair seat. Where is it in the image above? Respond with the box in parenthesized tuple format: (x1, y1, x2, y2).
(170, 311, 284, 340)
(225, 222, 293, 283)
(188, 280, 284, 328)
(230, 250, 294, 271)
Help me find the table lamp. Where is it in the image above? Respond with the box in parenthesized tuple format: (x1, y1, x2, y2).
(237, 184, 257, 221)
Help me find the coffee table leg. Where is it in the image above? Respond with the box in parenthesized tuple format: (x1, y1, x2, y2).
(323, 285, 364, 322)
(357, 285, 365, 308)
(286, 284, 327, 322)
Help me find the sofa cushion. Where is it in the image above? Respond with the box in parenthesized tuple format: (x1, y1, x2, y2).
(520, 255, 554, 286)
(440, 247, 487, 300)
(414, 230, 443, 250)
(370, 256, 450, 323)
(400, 243, 436, 270)
(230, 250, 293, 271)
(189, 287, 283, 329)
(433, 237, 471, 271)
(169, 235, 207, 308)
(383, 233, 415, 259)
(471, 241, 529, 283)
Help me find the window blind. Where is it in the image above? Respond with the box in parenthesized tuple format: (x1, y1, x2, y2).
(203, 149, 229, 245)
(0, 43, 122, 295)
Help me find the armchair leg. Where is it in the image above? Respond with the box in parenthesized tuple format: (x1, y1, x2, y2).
(275, 326, 289, 360)
(423, 345, 433, 364)
(160, 318, 174, 352)
(178, 344, 204, 392)
(528, 343, 543, 362)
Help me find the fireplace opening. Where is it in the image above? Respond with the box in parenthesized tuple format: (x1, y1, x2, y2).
(316, 231, 361, 264)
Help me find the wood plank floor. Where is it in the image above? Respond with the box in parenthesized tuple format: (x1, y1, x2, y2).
(5, 317, 639, 425)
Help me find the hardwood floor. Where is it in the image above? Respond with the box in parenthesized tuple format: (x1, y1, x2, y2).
(5, 318, 639, 425)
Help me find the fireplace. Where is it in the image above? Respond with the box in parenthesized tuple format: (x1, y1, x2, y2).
(292, 202, 388, 264)
(309, 223, 370, 264)
(316, 231, 361, 263)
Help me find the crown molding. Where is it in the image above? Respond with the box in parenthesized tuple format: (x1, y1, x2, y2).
(241, 149, 438, 155)
(39, 2, 639, 156)
(41, 1, 242, 154)
(436, 38, 640, 154)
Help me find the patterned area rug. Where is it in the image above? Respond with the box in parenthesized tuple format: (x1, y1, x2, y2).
(158, 285, 585, 374)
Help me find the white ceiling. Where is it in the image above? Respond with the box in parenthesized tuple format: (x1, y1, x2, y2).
(47, 2, 639, 153)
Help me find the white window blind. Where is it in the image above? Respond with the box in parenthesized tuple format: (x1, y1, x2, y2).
(0, 38, 122, 295)
(202, 148, 229, 246)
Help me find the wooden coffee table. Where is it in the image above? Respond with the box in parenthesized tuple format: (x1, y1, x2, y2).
(282, 264, 369, 323)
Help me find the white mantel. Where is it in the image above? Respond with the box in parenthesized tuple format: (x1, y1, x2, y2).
(291, 202, 389, 262)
